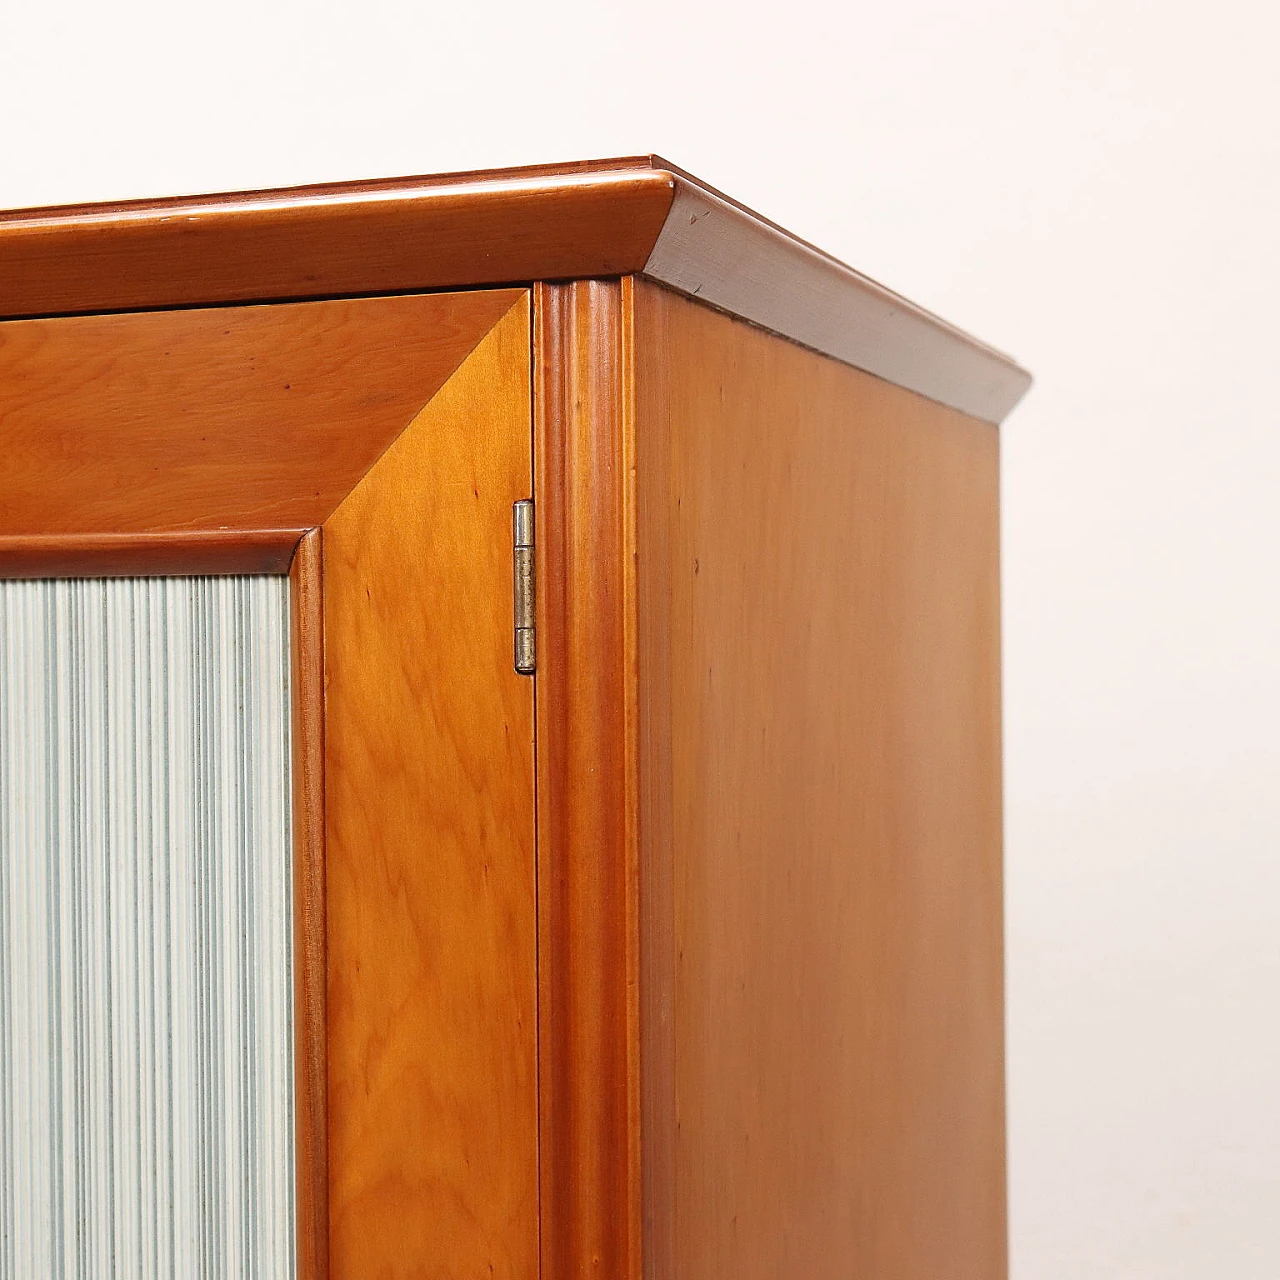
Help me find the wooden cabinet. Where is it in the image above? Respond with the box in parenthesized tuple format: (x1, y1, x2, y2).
(0, 158, 1029, 1279)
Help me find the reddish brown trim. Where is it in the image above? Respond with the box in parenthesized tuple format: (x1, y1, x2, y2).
(534, 279, 641, 1280)
(0, 166, 675, 319)
(1, 155, 659, 224)
(0, 529, 303, 578)
(289, 528, 329, 1280)
(0, 155, 1029, 422)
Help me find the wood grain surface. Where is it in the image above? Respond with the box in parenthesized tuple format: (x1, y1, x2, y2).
(0, 165, 674, 318)
(322, 295, 538, 1278)
(290, 528, 329, 1280)
(0, 289, 521, 537)
(632, 281, 1007, 1280)
(534, 279, 642, 1280)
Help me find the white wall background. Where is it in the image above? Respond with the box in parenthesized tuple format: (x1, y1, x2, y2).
(2, 1, 1277, 1274)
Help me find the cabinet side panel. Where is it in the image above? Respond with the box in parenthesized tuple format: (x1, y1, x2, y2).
(322, 297, 538, 1278)
(633, 281, 1006, 1280)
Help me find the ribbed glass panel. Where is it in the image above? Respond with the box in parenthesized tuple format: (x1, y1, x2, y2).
(0, 576, 294, 1280)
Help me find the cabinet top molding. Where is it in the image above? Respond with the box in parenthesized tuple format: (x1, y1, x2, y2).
(0, 156, 1030, 423)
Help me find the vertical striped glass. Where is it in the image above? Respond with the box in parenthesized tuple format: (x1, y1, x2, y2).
(0, 576, 294, 1280)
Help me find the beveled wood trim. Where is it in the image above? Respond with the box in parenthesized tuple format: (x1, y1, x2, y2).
(0, 157, 1030, 422)
(0, 529, 303, 578)
(534, 279, 642, 1280)
(0, 291, 526, 539)
(289, 528, 329, 1280)
(0, 167, 674, 319)
(642, 176, 1032, 424)
(321, 297, 538, 1274)
(1, 155, 655, 223)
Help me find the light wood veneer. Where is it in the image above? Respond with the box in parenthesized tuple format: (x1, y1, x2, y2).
(632, 281, 1006, 1280)
(321, 297, 538, 1279)
(0, 289, 520, 544)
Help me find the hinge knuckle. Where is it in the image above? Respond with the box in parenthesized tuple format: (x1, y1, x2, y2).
(513, 499, 535, 674)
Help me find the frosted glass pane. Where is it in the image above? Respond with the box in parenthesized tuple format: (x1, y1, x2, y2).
(0, 576, 294, 1280)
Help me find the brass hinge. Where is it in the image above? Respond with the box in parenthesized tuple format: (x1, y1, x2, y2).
(513, 499, 535, 674)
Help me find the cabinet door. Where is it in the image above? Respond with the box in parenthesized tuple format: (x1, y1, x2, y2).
(0, 289, 537, 1280)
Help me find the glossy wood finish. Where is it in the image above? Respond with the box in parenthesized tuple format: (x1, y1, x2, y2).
(0, 149, 1020, 1278)
(534, 280, 642, 1280)
(0, 165, 673, 317)
(0, 289, 521, 538)
(0, 158, 1029, 425)
(632, 281, 1007, 1280)
(289, 528, 329, 1280)
(0, 529, 299, 578)
(322, 296, 538, 1278)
